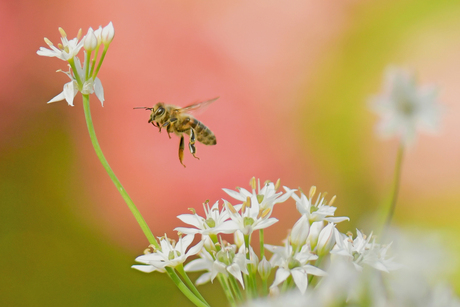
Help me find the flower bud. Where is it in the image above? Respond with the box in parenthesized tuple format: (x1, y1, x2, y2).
(101, 21, 115, 45)
(290, 215, 309, 249)
(84, 28, 98, 51)
(307, 221, 324, 250)
(258, 256, 272, 280)
(316, 223, 336, 256)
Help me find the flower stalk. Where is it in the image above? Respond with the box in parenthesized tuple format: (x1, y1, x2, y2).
(383, 143, 404, 233)
(81, 94, 158, 248)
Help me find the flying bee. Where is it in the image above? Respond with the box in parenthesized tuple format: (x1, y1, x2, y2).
(134, 97, 218, 167)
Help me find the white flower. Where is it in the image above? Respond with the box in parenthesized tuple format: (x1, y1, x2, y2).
(223, 199, 278, 236)
(132, 234, 203, 273)
(223, 177, 293, 213)
(370, 66, 441, 146)
(37, 27, 85, 61)
(331, 229, 400, 273)
(175, 200, 237, 236)
(183, 249, 215, 285)
(47, 55, 104, 106)
(185, 244, 249, 288)
(266, 242, 326, 294)
(285, 186, 349, 224)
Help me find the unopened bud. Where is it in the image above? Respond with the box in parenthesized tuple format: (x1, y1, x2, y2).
(258, 256, 272, 280)
(84, 27, 97, 51)
(101, 21, 115, 45)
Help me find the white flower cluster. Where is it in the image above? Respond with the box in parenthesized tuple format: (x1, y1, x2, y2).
(37, 22, 115, 106)
(132, 178, 400, 303)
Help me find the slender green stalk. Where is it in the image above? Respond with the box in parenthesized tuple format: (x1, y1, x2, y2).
(93, 46, 108, 78)
(82, 95, 209, 306)
(166, 267, 210, 307)
(89, 44, 100, 77)
(259, 229, 264, 259)
(261, 279, 268, 296)
(82, 94, 158, 248)
(68, 58, 83, 87)
(243, 234, 257, 298)
(383, 143, 404, 232)
(228, 276, 244, 302)
(218, 275, 237, 307)
(176, 264, 209, 306)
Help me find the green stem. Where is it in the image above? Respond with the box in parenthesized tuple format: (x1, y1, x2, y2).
(259, 229, 264, 259)
(261, 279, 268, 296)
(383, 143, 404, 232)
(82, 95, 207, 306)
(166, 267, 210, 307)
(68, 58, 83, 87)
(81, 94, 158, 248)
(93, 45, 108, 79)
(176, 264, 209, 306)
(89, 44, 100, 78)
(228, 276, 244, 302)
(218, 275, 237, 307)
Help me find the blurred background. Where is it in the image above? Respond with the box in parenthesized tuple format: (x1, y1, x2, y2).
(1, 0, 460, 305)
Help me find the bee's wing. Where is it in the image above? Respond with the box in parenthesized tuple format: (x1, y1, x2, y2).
(176, 97, 219, 115)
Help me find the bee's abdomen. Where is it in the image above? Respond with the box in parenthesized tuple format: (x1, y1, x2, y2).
(193, 120, 216, 145)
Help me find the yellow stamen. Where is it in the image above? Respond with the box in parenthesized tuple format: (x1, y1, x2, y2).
(328, 195, 336, 206)
(309, 186, 316, 199)
(275, 178, 281, 191)
(249, 177, 256, 190)
(76, 28, 83, 40)
(44, 37, 53, 47)
(58, 27, 67, 38)
(226, 201, 237, 214)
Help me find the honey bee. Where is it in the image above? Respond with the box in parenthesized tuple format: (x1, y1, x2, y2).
(134, 97, 218, 167)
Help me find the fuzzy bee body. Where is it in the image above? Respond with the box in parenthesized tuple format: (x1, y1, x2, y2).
(135, 97, 218, 167)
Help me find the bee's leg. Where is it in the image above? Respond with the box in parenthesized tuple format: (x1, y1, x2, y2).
(162, 118, 177, 139)
(150, 121, 161, 133)
(179, 134, 186, 168)
(188, 128, 200, 160)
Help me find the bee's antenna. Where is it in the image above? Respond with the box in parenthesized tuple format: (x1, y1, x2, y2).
(133, 107, 153, 110)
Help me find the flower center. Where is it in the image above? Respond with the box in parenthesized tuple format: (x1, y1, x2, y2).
(287, 257, 301, 270)
(243, 217, 255, 227)
(397, 98, 416, 116)
(205, 218, 216, 228)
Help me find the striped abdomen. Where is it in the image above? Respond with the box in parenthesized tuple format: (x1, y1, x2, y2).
(190, 119, 216, 145)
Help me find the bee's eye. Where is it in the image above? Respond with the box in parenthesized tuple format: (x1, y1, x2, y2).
(156, 107, 165, 116)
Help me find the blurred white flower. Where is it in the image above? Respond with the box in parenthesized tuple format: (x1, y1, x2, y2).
(132, 234, 203, 273)
(331, 229, 400, 273)
(370, 66, 441, 146)
(175, 200, 237, 236)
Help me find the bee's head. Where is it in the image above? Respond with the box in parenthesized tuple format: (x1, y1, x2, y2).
(149, 102, 166, 122)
